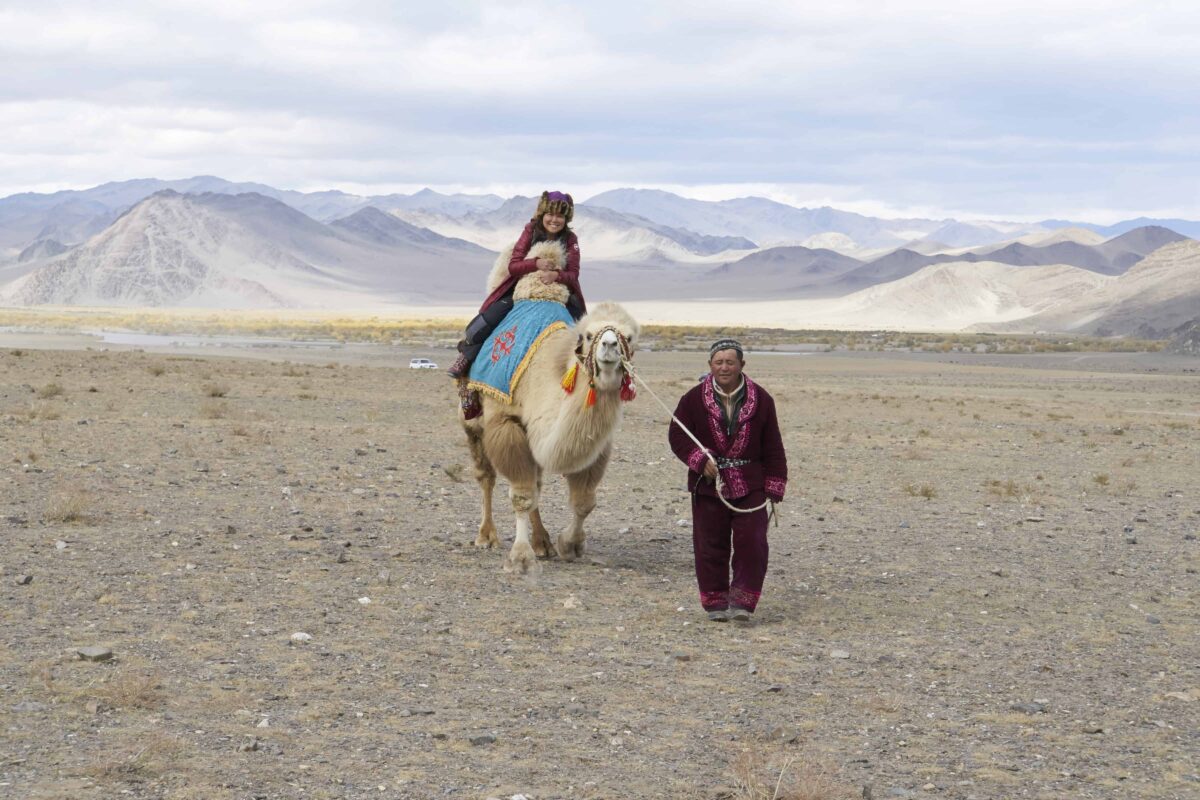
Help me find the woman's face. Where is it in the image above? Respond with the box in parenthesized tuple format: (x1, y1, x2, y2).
(542, 212, 566, 234)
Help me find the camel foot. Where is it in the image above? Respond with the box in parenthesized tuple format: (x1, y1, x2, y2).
(504, 541, 540, 574)
(555, 532, 585, 562)
(474, 522, 498, 549)
(531, 526, 553, 558)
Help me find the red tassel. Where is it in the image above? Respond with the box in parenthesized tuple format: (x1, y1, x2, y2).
(585, 384, 596, 407)
(620, 373, 636, 402)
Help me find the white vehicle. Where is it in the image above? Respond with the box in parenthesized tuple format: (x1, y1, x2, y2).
(409, 358, 438, 370)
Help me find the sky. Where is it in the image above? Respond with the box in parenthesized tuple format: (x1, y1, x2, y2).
(3, 0, 1199, 222)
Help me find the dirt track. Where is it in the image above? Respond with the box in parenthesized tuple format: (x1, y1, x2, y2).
(2, 340, 1198, 799)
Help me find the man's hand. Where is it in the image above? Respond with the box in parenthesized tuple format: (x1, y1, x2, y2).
(537, 271, 558, 284)
(702, 459, 718, 481)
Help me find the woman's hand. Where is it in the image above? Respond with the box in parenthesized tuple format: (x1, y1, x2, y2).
(703, 460, 718, 481)
(537, 271, 558, 285)
(536, 257, 556, 270)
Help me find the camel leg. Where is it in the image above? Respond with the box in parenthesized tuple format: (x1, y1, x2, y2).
(530, 469, 553, 558)
(483, 413, 540, 574)
(464, 421, 498, 549)
(557, 443, 610, 561)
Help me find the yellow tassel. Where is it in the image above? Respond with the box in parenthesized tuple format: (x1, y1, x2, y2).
(586, 385, 596, 407)
(561, 362, 578, 393)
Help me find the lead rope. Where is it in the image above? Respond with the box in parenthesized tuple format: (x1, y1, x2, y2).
(620, 358, 777, 526)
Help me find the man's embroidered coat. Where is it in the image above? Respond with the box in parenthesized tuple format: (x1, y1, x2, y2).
(668, 375, 788, 501)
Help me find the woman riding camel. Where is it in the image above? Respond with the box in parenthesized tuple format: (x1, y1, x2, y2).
(447, 191, 586, 405)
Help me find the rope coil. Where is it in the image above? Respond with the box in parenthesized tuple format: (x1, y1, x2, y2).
(621, 358, 777, 524)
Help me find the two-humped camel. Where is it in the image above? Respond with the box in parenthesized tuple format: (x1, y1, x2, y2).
(461, 241, 639, 572)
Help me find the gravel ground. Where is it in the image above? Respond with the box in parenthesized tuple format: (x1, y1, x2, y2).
(1, 340, 1198, 799)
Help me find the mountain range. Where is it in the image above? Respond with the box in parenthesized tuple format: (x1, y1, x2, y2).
(1, 176, 1197, 336)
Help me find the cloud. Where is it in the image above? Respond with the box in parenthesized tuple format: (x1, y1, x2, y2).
(1, 1, 1198, 220)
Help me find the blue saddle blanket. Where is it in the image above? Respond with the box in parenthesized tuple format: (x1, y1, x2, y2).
(467, 300, 574, 403)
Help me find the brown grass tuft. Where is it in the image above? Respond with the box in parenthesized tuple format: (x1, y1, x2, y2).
(45, 490, 93, 524)
(203, 383, 229, 398)
(730, 749, 858, 800)
(84, 733, 181, 781)
(37, 382, 64, 399)
(904, 483, 937, 500)
(199, 400, 227, 419)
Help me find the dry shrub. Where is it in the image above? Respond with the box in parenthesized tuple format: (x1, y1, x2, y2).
(147, 364, 166, 376)
(29, 401, 62, 420)
(84, 733, 180, 781)
(730, 749, 857, 800)
(88, 669, 164, 710)
(45, 490, 93, 523)
(34, 657, 164, 711)
(903, 483, 937, 500)
(199, 400, 227, 419)
(203, 383, 229, 398)
(986, 479, 1019, 498)
(37, 382, 64, 399)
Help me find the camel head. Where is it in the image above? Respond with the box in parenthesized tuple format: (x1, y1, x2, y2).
(575, 302, 640, 393)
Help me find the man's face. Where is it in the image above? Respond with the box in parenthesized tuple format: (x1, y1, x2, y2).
(709, 349, 744, 386)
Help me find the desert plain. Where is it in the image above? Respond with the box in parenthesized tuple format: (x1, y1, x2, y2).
(1, 335, 1198, 799)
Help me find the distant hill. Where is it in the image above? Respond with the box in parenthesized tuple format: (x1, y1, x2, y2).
(975, 240, 1200, 337)
(1, 191, 491, 308)
(584, 188, 948, 249)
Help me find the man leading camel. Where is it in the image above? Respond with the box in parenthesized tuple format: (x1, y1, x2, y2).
(668, 339, 788, 622)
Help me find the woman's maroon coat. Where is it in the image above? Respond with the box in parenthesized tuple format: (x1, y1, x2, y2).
(479, 222, 585, 313)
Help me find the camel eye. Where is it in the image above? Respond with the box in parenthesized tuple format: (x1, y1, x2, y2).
(586, 333, 594, 341)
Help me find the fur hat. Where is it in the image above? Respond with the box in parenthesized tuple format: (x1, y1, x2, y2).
(709, 338, 744, 359)
(535, 190, 574, 223)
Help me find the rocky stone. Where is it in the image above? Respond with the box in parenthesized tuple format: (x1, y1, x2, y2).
(290, 632, 312, 643)
(77, 646, 113, 662)
(830, 649, 851, 659)
(672, 652, 691, 662)
(11, 701, 47, 712)
(14, 574, 32, 586)
(1010, 702, 1047, 714)
(238, 737, 259, 752)
(469, 734, 496, 746)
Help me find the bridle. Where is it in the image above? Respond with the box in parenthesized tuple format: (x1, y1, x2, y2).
(563, 325, 636, 405)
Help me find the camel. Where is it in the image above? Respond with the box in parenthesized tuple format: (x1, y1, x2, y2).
(460, 245, 640, 572)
